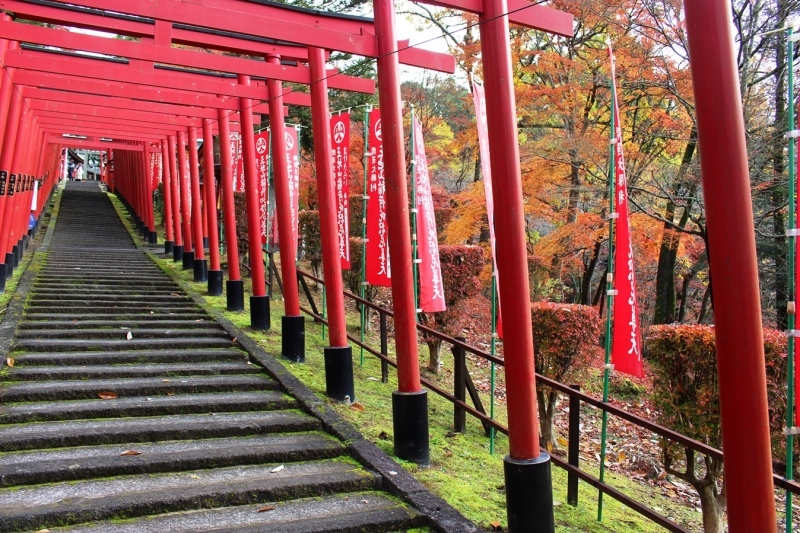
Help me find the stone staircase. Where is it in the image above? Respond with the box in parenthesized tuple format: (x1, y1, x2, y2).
(0, 182, 473, 532)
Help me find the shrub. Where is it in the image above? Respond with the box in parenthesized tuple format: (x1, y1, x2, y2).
(233, 191, 249, 274)
(530, 303, 601, 448)
(420, 245, 485, 374)
(646, 324, 787, 533)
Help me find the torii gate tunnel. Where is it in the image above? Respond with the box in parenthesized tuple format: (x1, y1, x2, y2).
(0, 0, 778, 530)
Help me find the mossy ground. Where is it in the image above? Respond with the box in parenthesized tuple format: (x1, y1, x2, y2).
(109, 193, 703, 532)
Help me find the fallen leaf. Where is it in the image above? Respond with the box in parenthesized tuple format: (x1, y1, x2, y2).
(6, 358, 14, 367)
(231, 337, 237, 343)
(489, 520, 502, 531)
(257, 506, 275, 513)
(120, 450, 141, 456)
(271, 464, 284, 473)
(162, 379, 171, 383)
(126, 331, 133, 340)
(35, 529, 50, 533)
(166, 393, 175, 396)
(189, 474, 200, 479)
(617, 452, 627, 462)
(98, 391, 117, 400)
(557, 437, 568, 448)
(388, 471, 397, 476)
(350, 402, 366, 412)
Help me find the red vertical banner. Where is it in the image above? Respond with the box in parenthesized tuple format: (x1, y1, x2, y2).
(330, 113, 351, 269)
(255, 130, 270, 245)
(366, 109, 391, 286)
(285, 127, 300, 252)
(610, 45, 644, 379)
(413, 115, 445, 313)
(149, 150, 162, 191)
(230, 131, 245, 192)
(472, 80, 503, 338)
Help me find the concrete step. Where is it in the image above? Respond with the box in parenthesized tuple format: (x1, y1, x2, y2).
(18, 319, 221, 330)
(0, 433, 345, 487)
(22, 312, 209, 321)
(0, 461, 379, 532)
(27, 297, 193, 306)
(0, 410, 319, 451)
(15, 328, 229, 340)
(12, 337, 237, 352)
(0, 374, 277, 402)
(5, 361, 257, 381)
(0, 390, 295, 423)
(61, 493, 422, 533)
(10, 348, 249, 366)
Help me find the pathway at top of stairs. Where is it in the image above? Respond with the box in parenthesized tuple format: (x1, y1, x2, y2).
(0, 181, 479, 532)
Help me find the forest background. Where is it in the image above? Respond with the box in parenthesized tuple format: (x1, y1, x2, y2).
(279, 0, 800, 336)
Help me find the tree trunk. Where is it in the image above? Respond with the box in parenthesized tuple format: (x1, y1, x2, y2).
(579, 239, 602, 305)
(566, 147, 581, 223)
(653, 130, 697, 324)
(426, 338, 443, 374)
(536, 389, 558, 448)
(772, 8, 789, 330)
(697, 483, 725, 533)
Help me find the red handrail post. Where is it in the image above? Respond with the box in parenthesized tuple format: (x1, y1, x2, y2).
(372, 0, 428, 465)
(684, 1, 777, 531)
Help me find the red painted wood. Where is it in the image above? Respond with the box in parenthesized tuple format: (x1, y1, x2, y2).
(46, 137, 147, 151)
(217, 108, 240, 281)
(167, 135, 183, 247)
(412, 0, 572, 35)
(373, 0, 421, 393)
(267, 55, 300, 317)
(202, 119, 221, 271)
(188, 126, 205, 261)
(177, 130, 194, 253)
(161, 140, 175, 244)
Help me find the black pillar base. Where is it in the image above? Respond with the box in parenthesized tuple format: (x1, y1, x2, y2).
(282, 315, 306, 362)
(173, 245, 184, 263)
(226, 279, 245, 311)
(4, 253, 14, 278)
(504, 453, 555, 533)
(203, 237, 209, 249)
(193, 259, 208, 282)
(0, 263, 6, 293)
(250, 295, 270, 330)
(148, 231, 158, 245)
(208, 270, 224, 296)
(392, 390, 430, 466)
(324, 345, 354, 402)
(164, 240, 174, 255)
(23, 235, 29, 250)
(182, 250, 194, 270)
(12, 245, 19, 267)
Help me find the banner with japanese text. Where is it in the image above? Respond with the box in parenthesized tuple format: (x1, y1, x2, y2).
(149, 150, 162, 192)
(472, 80, 503, 338)
(285, 127, 300, 250)
(331, 113, 351, 269)
(610, 44, 644, 379)
(366, 109, 391, 287)
(413, 115, 445, 313)
(229, 131, 245, 192)
(255, 130, 270, 245)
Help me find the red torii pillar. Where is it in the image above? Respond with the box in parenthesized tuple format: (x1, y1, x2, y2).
(684, 1, 777, 531)
(177, 130, 194, 270)
(267, 54, 304, 362)
(0, 87, 24, 288)
(373, 0, 428, 465)
(188, 126, 207, 282)
(202, 118, 223, 296)
(2, 106, 33, 271)
(238, 74, 270, 329)
(161, 140, 175, 256)
(217, 109, 244, 310)
(167, 134, 184, 263)
(309, 47, 353, 401)
(144, 145, 158, 244)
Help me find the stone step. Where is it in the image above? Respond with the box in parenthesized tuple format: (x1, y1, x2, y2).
(0, 410, 318, 452)
(0, 374, 276, 402)
(62, 493, 421, 533)
(12, 337, 236, 352)
(27, 297, 192, 305)
(0, 461, 379, 532)
(30, 289, 186, 298)
(33, 279, 178, 288)
(18, 319, 220, 330)
(10, 348, 248, 366)
(0, 390, 294, 424)
(5, 362, 257, 381)
(0, 432, 344, 487)
(15, 327, 229, 340)
(23, 312, 209, 321)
